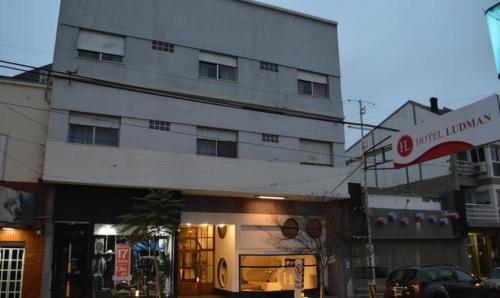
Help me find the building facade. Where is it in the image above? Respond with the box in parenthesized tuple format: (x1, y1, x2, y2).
(346, 95, 500, 280)
(43, 0, 350, 297)
(0, 76, 51, 298)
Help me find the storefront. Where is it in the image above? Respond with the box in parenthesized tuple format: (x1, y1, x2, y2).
(0, 182, 47, 298)
(51, 184, 347, 297)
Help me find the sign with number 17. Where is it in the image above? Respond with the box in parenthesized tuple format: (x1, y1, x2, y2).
(113, 243, 132, 282)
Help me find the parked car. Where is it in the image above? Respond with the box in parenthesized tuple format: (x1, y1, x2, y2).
(486, 267, 500, 286)
(384, 265, 500, 298)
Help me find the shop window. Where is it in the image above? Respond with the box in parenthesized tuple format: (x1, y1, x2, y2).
(68, 112, 120, 147)
(0, 245, 24, 297)
(92, 224, 174, 297)
(239, 254, 317, 292)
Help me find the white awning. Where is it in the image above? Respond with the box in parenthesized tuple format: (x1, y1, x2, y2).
(297, 70, 328, 84)
(197, 127, 237, 141)
(199, 51, 237, 67)
(78, 30, 125, 56)
(70, 112, 121, 129)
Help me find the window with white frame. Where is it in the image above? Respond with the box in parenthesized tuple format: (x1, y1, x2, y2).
(491, 146, 500, 176)
(297, 70, 329, 98)
(0, 246, 25, 298)
(68, 112, 120, 147)
(196, 127, 237, 158)
(262, 134, 279, 143)
(260, 61, 279, 72)
(77, 30, 125, 63)
(149, 120, 170, 131)
(199, 52, 237, 81)
(299, 139, 332, 166)
(152, 40, 174, 53)
(0, 134, 7, 180)
(470, 147, 485, 163)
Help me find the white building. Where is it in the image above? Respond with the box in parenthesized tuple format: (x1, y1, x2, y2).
(346, 95, 500, 278)
(42, 1, 351, 297)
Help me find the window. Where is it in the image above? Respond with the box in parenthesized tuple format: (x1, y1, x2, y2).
(491, 147, 500, 176)
(457, 150, 469, 161)
(68, 112, 120, 147)
(0, 134, 7, 180)
(77, 30, 125, 63)
(471, 147, 485, 163)
(196, 127, 237, 158)
(152, 40, 174, 53)
(300, 139, 332, 166)
(199, 52, 237, 81)
(239, 254, 317, 292)
(178, 224, 214, 285)
(262, 133, 279, 143)
(0, 246, 25, 297)
(149, 120, 170, 131)
(260, 61, 279, 72)
(455, 269, 474, 282)
(474, 191, 490, 205)
(297, 70, 329, 97)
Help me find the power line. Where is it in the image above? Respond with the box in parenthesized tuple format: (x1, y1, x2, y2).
(0, 99, 352, 159)
(0, 59, 400, 133)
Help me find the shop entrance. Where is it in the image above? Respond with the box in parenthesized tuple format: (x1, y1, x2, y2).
(468, 233, 498, 277)
(177, 224, 215, 296)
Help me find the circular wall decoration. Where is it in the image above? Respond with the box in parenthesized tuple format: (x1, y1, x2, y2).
(217, 258, 228, 288)
(217, 225, 227, 239)
(305, 219, 322, 239)
(281, 218, 299, 239)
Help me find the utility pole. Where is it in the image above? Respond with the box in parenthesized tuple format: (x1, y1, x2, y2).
(348, 99, 377, 298)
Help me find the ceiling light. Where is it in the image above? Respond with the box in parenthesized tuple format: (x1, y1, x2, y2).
(257, 195, 285, 200)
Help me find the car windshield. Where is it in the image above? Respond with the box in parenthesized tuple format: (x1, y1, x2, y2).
(489, 269, 500, 279)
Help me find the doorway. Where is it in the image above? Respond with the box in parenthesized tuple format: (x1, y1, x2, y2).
(177, 224, 215, 296)
(0, 245, 25, 298)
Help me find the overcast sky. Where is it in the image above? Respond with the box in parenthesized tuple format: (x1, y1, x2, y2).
(0, 0, 499, 147)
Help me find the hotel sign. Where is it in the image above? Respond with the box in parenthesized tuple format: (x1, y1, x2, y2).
(393, 95, 500, 168)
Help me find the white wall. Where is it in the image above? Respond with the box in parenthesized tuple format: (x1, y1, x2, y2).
(368, 194, 442, 211)
(0, 79, 49, 182)
(43, 141, 350, 198)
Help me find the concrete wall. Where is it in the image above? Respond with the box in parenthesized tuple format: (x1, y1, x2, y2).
(0, 79, 49, 182)
(53, 0, 342, 118)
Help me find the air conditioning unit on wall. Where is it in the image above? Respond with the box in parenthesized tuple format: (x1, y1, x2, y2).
(473, 162, 487, 174)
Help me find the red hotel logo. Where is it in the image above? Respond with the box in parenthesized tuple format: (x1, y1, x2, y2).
(397, 135, 413, 157)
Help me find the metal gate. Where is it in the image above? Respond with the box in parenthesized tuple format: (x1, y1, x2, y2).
(0, 247, 25, 298)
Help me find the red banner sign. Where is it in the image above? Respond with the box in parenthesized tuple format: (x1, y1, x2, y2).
(113, 243, 131, 282)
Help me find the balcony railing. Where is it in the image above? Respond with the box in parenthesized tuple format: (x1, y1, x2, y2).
(466, 203, 500, 226)
(454, 160, 475, 176)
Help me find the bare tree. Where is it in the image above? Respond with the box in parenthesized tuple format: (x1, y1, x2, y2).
(266, 194, 351, 298)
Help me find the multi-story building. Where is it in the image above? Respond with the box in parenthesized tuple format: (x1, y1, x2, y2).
(0, 72, 51, 297)
(42, 1, 350, 297)
(346, 95, 500, 280)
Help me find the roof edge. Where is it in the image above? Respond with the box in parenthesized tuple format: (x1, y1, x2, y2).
(240, 0, 338, 26)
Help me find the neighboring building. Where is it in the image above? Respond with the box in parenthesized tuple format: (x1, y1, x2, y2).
(43, 1, 350, 297)
(0, 76, 51, 298)
(348, 184, 464, 296)
(346, 95, 500, 279)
